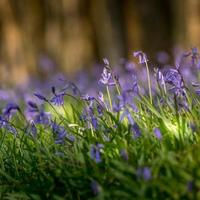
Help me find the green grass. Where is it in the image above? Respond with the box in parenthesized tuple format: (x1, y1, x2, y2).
(0, 86, 199, 200)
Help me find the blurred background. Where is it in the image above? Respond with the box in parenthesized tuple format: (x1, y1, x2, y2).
(0, 0, 199, 86)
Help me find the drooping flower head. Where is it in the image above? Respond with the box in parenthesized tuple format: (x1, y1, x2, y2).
(155, 68, 165, 86)
(133, 51, 148, 64)
(26, 102, 51, 125)
(34, 92, 48, 102)
(50, 86, 65, 106)
(99, 58, 116, 86)
(3, 102, 20, 120)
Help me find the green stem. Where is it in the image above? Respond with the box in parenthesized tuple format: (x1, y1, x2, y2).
(145, 60, 152, 104)
(106, 86, 113, 111)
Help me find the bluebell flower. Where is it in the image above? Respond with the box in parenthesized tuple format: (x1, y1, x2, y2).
(136, 167, 151, 181)
(90, 143, 104, 163)
(153, 127, 162, 140)
(34, 109, 51, 125)
(164, 69, 182, 87)
(192, 82, 200, 96)
(164, 68, 187, 98)
(50, 86, 65, 106)
(155, 68, 165, 86)
(82, 94, 95, 101)
(132, 123, 141, 139)
(26, 122, 37, 138)
(5, 124, 17, 135)
(187, 181, 193, 192)
(133, 51, 148, 64)
(97, 104, 103, 116)
(98, 92, 104, 103)
(34, 92, 48, 102)
(52, 122, 75, 144)
(120, 109, 134, 125)
(0, 115, 17, 135)
(143, 167, 152, 181)
(0, 116, 6, 127)
(91, 180, 101, 195)
(50, 93, 65, 106)
(99, 67, 112, 85)
(52, 122, 66, 144)
(26, 103, 51, 125)
(103, 57, 109, 65)
(91, 117, 98, 129)
(27, 101, 39, 113)
(3, 102, 20, 119)
(120, 149, 129, 161)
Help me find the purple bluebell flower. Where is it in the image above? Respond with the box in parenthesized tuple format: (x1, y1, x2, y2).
(0, 116, 6, 127)
(5, 124, 17, 135)
(143, 167, 152, 181)
(90, 143, 104, 163)
(3, 102, 20, 119)
(91, 117, 98, 129)
(34, 92, 48, 102)
(82, 94, 95, 101)
(99, 67, 112, 85)
(26, 122, 37, 138)
(34, 109, 51, 125)
(98, 92, 104, 103)
(26, 103, 51, 125)
(164, 68, 187, 98)
(52, 122, 75, 144)
(187, 181, 193, 192)
(164, 69, 182, 87)
(103, 57, 109, 65)
(133, 51, 148, 64)
(136, 167, 151, 181)
(52, 122, 66, 144)
(27, 101, 39, 113)
(192, 82, 200, 96)
(0, 116, 17, 135)
(50, 86, 65, 106)
(91, 180, 101, 195)
(97, 104, 103, 116)
(153, 127, 162, 140)
(155, 68, 165, 86)
(120, 149, 129, 161)
(120, 109, 134, 125)
(132, 123, 141, 139)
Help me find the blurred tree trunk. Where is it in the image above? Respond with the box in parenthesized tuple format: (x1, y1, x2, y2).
(0, 0, 28, 86)
(185, 0, 200, 48)
(89, 0, 126, 65)
(123, 0, 142, 56)
(0, 0, 199, 85)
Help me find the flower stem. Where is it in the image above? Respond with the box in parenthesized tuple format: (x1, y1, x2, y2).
(106, 86, 113, 111)
(145, 60, 152, 104)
